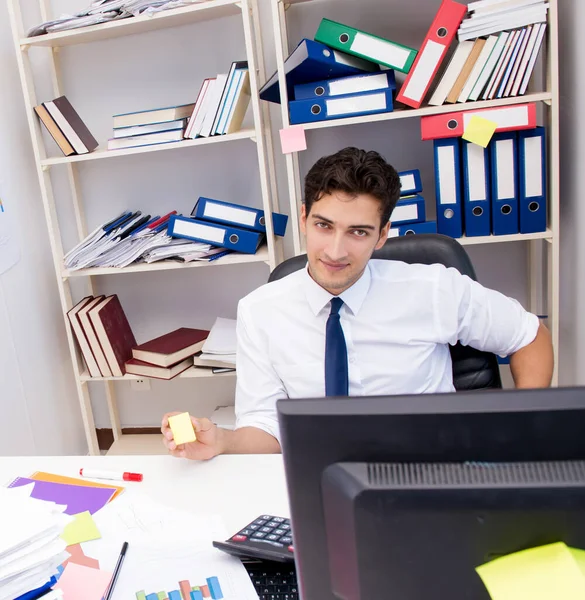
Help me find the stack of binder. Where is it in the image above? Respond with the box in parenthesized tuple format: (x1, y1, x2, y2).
(432, 124, 546, 238)
(388, 169, 437, 237)
(260, 18, 419, 124)
(168, 197, 288, 255)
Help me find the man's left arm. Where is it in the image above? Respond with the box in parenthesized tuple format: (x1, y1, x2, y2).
(509, 322, 554, 388)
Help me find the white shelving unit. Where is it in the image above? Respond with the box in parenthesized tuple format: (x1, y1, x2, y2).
(7, 0, 284, 455)
(270, 0, 560, 383)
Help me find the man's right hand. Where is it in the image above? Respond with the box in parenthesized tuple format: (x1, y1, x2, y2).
(161, 413, 223, 461)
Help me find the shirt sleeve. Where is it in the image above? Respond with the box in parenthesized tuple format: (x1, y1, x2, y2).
(433, 265, 540, 357)
(234, 299, 286, 445)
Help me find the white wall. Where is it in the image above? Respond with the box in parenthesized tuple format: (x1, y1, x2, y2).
(0, 0, 568, 454)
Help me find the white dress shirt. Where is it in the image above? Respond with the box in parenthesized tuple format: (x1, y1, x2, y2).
(235, 260, 539, 444)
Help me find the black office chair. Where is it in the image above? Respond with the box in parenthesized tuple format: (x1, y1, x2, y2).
(268, 233, 502, 391)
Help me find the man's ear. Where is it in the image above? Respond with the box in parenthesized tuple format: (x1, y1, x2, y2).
(300, 203, 307, 236)
(375, 220, 390, 250)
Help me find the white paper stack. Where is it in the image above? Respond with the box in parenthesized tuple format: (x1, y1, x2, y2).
(0, 486, 71, 600)
(195, 318, 237, 368)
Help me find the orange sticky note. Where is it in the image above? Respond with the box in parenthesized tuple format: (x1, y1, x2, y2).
(168, 412, 197, 445)
(280, 125, 307, 154)
(54, 563, 112, 600)
(462, 115, 498, 147)
(31, 471, 124, 501)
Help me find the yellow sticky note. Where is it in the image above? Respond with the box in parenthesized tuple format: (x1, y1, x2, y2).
(61, 511, 101, 546)
(462, 115, 498, 147)
(168, 412, 197, 445)
(279, 125, 307, 154)
(476, 542, 585, 600)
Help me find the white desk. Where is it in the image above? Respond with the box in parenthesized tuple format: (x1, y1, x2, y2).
(0, 454, 290, 534)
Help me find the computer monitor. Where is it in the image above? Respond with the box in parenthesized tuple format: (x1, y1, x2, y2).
(277, 387, 585, 600)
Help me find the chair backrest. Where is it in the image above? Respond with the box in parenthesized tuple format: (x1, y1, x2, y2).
(268, 233, 502, 391)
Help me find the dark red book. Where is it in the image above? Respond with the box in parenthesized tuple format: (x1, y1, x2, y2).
(125, 357, 193, 380)
(132, 327, 209, 367)
(89, 295, 136, 377)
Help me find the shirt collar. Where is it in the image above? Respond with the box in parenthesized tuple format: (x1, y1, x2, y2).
(302, 262, 372, 316)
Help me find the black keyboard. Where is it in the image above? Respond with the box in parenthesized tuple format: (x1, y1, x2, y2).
(243, 560, 299, 600)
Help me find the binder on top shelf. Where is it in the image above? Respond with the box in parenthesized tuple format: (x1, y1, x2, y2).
(191, 197, 288, 237)
(168, 215, 264, 254)
(518, 126, 546, 234)
(260, 38, 379, 104)
(396, 0, 468, 108)
(461, 140, 491, 237)
(289, 88, 393, 125)
(434, 138, 463, 238)
(490, 130, 519, 236)
(315, 18, 418, 73)
(388, 220, 437, 238)
(294, 71, 395, 101)
(390, 195, 426, 226)
(398, 169, 423, 196)
(420, 102, 537, 140)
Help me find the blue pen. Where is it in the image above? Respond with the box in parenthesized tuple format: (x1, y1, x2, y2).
(208, 250, 233, 262)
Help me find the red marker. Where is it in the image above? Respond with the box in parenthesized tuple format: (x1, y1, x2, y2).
(79, 468, 143, 482)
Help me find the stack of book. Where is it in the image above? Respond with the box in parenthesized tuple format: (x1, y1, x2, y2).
(388, 169, 437, 237)
(193, 317, 236, 372)
(260, 24, 411, 124)
(35, 96, 98, 156)
(125, 328, 209, 380)
(67, 294, 136, 378)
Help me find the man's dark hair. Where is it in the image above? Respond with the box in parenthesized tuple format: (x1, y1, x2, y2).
(303, 147, 401, 227)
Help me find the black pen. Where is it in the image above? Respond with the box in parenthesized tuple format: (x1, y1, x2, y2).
(103, 541, 128, 600)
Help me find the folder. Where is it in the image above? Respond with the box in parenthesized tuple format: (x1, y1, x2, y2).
(490, 131, 519, 235)
(168, 215, 264, 254)
(315, 18, 417, 73)
(259, 38, 378, 104)
(462, 140, 491, 237)
(421, 102, 537, 140)
(191, 197, 288, 237)
(294, 71, 395, 101)
(388, 220, 437, 237)
(398, 169, 423, 196)
(390, 195, 426, 226)
(396, 0, 468, 108)
(518, 126, 546, 233)
(289, 88, 393, 125)
(434, 138, 463, 238)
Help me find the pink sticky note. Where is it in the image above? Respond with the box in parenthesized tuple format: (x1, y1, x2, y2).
(54, 562, 112, 600)
(63, 543, 100, 570)
(280, 125, 307, 154)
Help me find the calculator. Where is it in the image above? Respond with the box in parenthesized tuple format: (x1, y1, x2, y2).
(212, 514, 295, 563)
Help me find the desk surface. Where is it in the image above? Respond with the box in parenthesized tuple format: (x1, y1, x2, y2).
(0, 454, 290, 533)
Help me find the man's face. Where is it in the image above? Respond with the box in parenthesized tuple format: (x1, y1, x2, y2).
(300, 191, 390, 295)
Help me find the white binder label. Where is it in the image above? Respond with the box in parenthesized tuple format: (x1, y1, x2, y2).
(388, 228, 400, 238)
(326, 92, 386, 117)
(524, 136, 543, 197)
(173, 220, 226, 245)
(467, 144, 488, 202)
(496, 140, 516, 199)
(351, 32, 410, 70)
(400, 174, 416, 193)
(463, 105, 530, 129)
(437, 145, 457, 204)
(329, 72, 389, 96)
(203, 202, 256, 227)
(402, 40, 445, 102)
(332, 50, 374, 69)
(391, 203, 419, 223)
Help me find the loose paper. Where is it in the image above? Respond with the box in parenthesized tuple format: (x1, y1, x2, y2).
(280, 125, 307, 154)
(462, 115, 498, 147)
(53, 562, 112, 600)
(31, 471, 124, 501)
(62, 511, 102, 546)
(168, 412, 197, 445)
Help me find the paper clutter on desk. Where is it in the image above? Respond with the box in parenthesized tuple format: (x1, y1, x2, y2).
(476, 542, 585, 600)
(61, 511, 101, 546)
(168, 412, 197, 445)
(54, 562, 112, 600)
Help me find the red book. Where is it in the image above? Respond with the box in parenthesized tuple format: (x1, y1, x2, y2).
(132, 328, 209, 367)
(89, 295, 136, 377)
(125, 357, 193, 380)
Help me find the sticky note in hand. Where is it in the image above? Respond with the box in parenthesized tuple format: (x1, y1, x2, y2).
(462, 115, 498, 147)
(168, 412, 197, 445)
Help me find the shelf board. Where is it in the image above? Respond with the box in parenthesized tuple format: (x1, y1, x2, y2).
(80, 366, 235, 382)
(300, 92, 553, 131)
(63, 244, 269, 278)
(107, 434, 166, 455)
(456, 229, 553, 246)
(41, 128, 255, 166)
(21, 0, 242, 48)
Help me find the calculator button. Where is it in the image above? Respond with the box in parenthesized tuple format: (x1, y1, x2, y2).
(249, 524, 259, 530)
(240, 529, 253, 536)
(260, 526, 272, 533)
(274, 529, 286, 536)
(267, 534, 280, 541)
(261, 515, 273, 520)
(288, 545, 294, 553)
(280, 536, 292, 544)
(273, 517, 285, 523)
(254, 519, 267, 525)
(267, 521, 280, 528)
(252, 532, 266, 539)
(280, 523, 290, 530)
(232, 534, 247, 541)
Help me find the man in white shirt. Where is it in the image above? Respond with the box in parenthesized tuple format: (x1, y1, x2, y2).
(162, 147, 554, 459)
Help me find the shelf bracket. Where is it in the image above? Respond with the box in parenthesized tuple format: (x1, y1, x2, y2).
(41, 164, 51, 172)
(543, 98, 552, 107)
(235, 1, 242, 8)
(284, 3, 291, 10)
(250, 135, 257, 143)
(20, 44, 29, 53)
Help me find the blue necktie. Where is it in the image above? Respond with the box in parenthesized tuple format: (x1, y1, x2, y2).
(325, 297, 349, 397)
